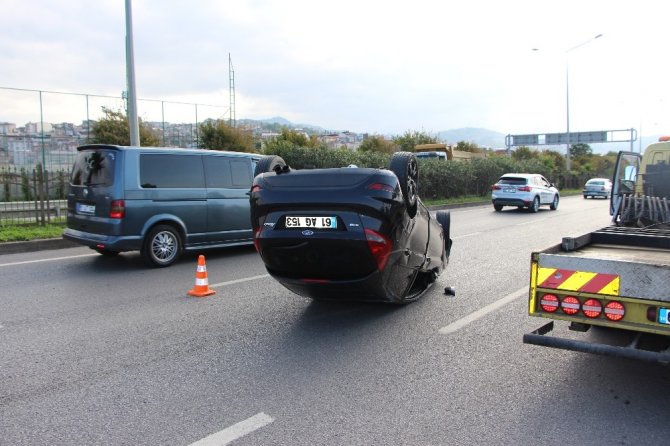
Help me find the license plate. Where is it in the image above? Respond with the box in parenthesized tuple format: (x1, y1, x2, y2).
(503, 188, 516, 193)
(659, 308, 670, 325)
(285, 216, 337, 229)
(76, 203, 95, 215)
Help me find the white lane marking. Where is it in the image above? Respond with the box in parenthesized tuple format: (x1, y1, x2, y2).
(209, 274, 269, 288)
(453, 232, 481, 240)
(439, 286, 527, 334)
(189, 412, 274, 446)
(0, 253, 97, 268)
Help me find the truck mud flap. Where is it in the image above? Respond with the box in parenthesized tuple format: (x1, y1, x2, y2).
(523, 321, 670, 364)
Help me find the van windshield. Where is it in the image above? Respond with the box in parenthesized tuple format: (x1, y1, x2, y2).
(71, 150, 116, 187)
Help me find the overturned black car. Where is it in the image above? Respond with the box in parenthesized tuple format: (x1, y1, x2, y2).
(249, 152, 452, 304)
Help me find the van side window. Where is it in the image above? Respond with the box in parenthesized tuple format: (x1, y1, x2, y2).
(140, 154, 205, 188)
(204, 157, 233, 188)
(231, 159, 252, 188)
(204, 157, 252, 189)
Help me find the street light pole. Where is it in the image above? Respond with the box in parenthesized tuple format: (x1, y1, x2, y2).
(564, 33, 602, 172)
(125, 0, 140, 147)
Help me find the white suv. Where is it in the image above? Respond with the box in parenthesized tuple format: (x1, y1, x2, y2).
(491, 173, 559, 213)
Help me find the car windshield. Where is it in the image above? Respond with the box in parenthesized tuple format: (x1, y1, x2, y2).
(587, 180, 604, 185)
(498, 177, 527, 185)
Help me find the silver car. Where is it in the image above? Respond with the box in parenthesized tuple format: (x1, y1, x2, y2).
(583, 177, 612, 199)
(491, 173, 560, 213)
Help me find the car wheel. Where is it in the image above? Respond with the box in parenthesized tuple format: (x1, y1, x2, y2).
(254, 155, 287, 178)
(529, 196, 540, 213)
(142, 224, 182, 267)
(389, 152, 419, 218)
(494, 204, 503, 212)
(550, 194, 559, 210)
(93, 248, 119, 257)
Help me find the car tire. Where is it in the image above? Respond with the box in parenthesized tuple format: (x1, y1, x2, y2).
(389, 152, 419, 218)
(529, 196, 540, 213)
(494, 204, 503, 212)
(550, 194, 559, 210)
(583, 195, 588, 199)
(254, 155, 287, 178)
(142, 224, 182, 267)
(93, 247, 119, 257)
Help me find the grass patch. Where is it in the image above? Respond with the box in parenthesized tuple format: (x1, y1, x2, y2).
(0, 223, 66, 242)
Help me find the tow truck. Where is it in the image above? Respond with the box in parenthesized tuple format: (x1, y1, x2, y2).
(523, 137, 670, 363)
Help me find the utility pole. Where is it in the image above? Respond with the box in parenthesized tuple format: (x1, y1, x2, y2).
(125, 0, 140, 146)
(229, 53, 236, 128)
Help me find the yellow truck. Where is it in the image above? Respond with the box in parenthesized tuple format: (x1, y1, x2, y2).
(523, 138, 670, 363)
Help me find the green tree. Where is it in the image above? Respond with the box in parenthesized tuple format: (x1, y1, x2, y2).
(358, 135, 397, 154)
(570, 143, 593, 158)
(89, 107, 160, 146)
(263, 128, 320, 153)
(199, 120, 256, 152)
(511, 146, 538, 160)
(393, 130, 438, 152)
(454, 141, 483, 153)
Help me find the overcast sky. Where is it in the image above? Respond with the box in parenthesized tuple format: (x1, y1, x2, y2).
(1, 0, 668, 143)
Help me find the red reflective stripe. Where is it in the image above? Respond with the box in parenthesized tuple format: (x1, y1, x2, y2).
(539, 269, 575, 289)
(579, 274, 618, 294)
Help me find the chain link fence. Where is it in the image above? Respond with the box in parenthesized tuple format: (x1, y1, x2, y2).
(1, 86, 230, 225)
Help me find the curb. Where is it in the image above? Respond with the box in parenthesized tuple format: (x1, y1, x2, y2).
(0, 238, 78, 255)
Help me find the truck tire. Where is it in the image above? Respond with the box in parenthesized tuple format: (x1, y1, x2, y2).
(254, 155, 287, 178)
(389, 152, 419, 218)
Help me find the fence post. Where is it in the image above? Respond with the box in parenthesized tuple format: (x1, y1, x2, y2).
(45, 168, 51, 224)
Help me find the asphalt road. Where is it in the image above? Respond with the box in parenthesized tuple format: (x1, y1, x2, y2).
(1, 196, 669, 445)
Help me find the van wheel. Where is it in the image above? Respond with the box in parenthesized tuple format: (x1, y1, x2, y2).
(143, 225, 182, 267)
(254, 155, 287, 178)
(389, 152, 419, 218)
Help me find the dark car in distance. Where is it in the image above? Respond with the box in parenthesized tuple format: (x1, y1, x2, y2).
(249, 152, 452, 304)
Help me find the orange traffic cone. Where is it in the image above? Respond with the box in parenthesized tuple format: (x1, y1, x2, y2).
(187, 255, 216, 297)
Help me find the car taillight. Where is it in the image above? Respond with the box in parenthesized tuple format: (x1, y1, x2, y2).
(368, 183, 395, 193)
(604, 301, 625, 321)
(253, 227, 262, 252)
(582, 298, 603, 318)
(561, 296, 580, 315)
(517, 186, 532, 192)
(109, 200, 125, 219)
(540, 294, 559, 313)
(250, 185, 261, 193)
(491, 185, 501, 190)
(364, 228, 392, 270)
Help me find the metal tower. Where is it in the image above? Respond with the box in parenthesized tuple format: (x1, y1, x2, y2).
(229, 53, 236, 128)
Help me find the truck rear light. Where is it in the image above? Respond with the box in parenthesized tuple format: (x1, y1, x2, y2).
(518, 186, 532, 192)
(561, 296, 580, 315)
(604, 301, 625, 321)
(109, 200, 125, 219)
(364, 228, 392, 271)
(582, 298, 603, 318)
(540, 294, 559, 312)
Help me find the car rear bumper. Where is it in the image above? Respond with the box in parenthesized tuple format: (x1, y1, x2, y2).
(583, 190, 610, 197)
(62, 228, 142, 252)
(492, 198, 531, 207)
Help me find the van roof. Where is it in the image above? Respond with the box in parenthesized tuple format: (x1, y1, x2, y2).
(76, 144, 260, 158)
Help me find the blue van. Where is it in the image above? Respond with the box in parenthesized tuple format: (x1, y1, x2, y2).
(63, 144, 261, 267)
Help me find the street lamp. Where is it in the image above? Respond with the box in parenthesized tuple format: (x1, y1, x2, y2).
(564, 33, 603, 171)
